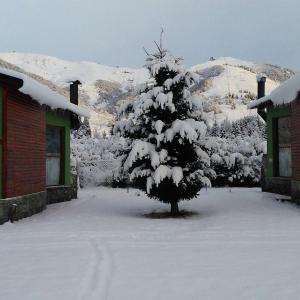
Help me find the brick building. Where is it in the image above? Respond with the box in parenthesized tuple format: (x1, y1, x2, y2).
(0, 69, 88, 224)
(249, 74, 300, 203)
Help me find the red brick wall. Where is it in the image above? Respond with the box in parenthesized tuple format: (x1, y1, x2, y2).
(291, 101, 300, 181)
(3, 88, 46, 198)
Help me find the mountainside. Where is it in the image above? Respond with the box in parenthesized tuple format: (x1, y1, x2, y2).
(190, 57, 294, 125)
(0, 53, 295, 134)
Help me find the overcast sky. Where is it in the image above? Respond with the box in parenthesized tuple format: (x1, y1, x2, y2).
(0, 0, 299, 70)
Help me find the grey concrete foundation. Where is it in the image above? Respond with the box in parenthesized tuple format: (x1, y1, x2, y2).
(0, 176, 78, 225)
(291, 180, 300, 205)
(0, 191, 47, 225)
(262, 176, 300, 205)
(47, 175, 78, 204)
(263, 177, 291, 196)
(46, 185, 76, 204)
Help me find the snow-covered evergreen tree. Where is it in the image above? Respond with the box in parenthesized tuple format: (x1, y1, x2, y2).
(72, 118, 92, 139)
(210, 118, 220, 137)
(114, 45, 215, 215)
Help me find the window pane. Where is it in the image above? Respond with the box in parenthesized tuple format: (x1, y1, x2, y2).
(278, 117, 291, 145)
(277, 117, 292, 177)
(46, 157, 60, 185)
(279, 147, 292, 177)
(47, 127, 61, 154)
(46, 126, 62, 186)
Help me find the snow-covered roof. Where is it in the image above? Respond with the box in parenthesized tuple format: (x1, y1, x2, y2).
(0, 67, 90, 117)
(248, 73, 300, 109)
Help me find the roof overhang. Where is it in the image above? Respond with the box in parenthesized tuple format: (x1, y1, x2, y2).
(0, 73, 23, 89)
(0, 71, 89, 118)
(249, 99, 272, 109)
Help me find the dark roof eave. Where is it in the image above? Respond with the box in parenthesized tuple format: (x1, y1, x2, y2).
(0, 73, 23, 89)
(250, 99, 272, 109)
(251, 90, 300, 110)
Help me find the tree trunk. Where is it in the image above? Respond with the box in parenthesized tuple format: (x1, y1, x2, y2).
(170, 201, 179, 216)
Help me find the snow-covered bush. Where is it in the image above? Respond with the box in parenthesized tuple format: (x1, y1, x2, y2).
(114, 45, 216, 215)
(71, 122, 129, 187)
(208, 116, 266, 186)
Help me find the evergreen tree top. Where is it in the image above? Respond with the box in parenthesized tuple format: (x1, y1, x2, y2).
(143, 48, 199, 89)
(145, 48, 184, 76)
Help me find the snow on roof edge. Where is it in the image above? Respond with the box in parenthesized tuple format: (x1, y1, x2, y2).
(0, 67, 90, 118)
(248, 73, 300, 109)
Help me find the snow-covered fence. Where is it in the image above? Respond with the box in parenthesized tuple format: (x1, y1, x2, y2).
(77, 159, 122, 187)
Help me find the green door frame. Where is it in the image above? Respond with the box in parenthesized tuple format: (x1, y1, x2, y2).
(46, 110, 71, 186)
(266, 105, 291, 177)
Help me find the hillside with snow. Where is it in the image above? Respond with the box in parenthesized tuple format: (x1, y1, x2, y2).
(190, 57, 294, 124)
(0, 53, 295, 134)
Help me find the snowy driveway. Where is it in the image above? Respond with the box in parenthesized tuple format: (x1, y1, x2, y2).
(1, 187, 300, 300)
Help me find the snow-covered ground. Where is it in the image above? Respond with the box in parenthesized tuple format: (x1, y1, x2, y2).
(1, 187, 300, 300)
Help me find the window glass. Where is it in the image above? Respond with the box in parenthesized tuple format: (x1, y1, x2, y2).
(278, 117, 291, 145)
(46, 157, 60, 186)
(47, 127, 61, 154)
(277, 117, 292, 177)
(46, 126, 62, 186)
(279, 148, 292, 177)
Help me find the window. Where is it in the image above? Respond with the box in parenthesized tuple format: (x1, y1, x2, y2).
(276, 116, 292, 177)
(46, 126, 64, 186)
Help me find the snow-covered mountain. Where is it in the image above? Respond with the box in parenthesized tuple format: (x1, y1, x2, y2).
(0, 53, 150, 134)
(190, 57, 294, 125)
(0, 53, 295, 134)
